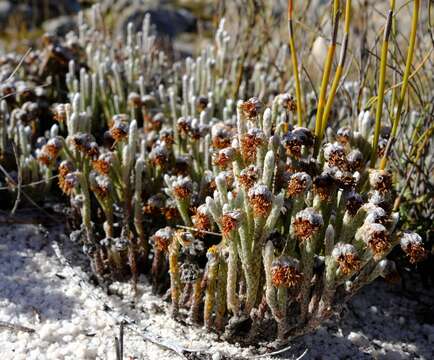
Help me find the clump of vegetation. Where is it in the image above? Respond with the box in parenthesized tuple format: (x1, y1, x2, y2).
(0, 0, 431, 351)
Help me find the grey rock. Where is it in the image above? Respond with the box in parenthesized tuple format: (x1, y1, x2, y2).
(43, 15, 78, 37)
(116, 7, 197, 40)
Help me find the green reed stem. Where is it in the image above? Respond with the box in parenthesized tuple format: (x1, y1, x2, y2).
(319, 0, 351, 140)
(314, 1, 340, 156)
(288, 0, 304, 126)
(380, 0, 420, 170)
(370, 2, 395, 167)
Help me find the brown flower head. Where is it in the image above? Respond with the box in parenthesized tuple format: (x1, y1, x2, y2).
(37, 149, 53, 166)
(196, 96, 209, 112)
(248, 184, 273, 217)
(292, 207, 323, 241)
(143, 193, 166, 215)
(282, 127, 314, 158)
(171, 176, 193, 200)
(92, 152, 113, 175)
(241, 127, 265, 163)
(313, 173, 336, 202)
(45, 137, 63, 158)
(61, 171, 80, 195)
(400, 232, 427, 264)
(175, 230, 195, 248)
(211, 123, 233, 149)
(177, 116, 192, 136)
(334, 169, 356, 190)
(364, 204, 388, 225)
(336, 127, 352, 145)
(86, 141, 99, 159)
(377, 137, 388, 158)
(358, 223, 390, 259)
(152, 227, 174, 252)
(163, 198, 178, 220)
(71, 133, 94, 153)
(332, 243, 361, 275)
(90, 172, 111, 198)
(238, 165, 259, 190)
(345, 192, 364, 216)
(127, 92, 142, 107)
(286, 172, 312, 198)
(324, 143, 348, 171)
(240, 97, 262, 119)
(189, 120, 209, 140)
(347, 149, 364, 172)
(271, 257, 302, 288)
(174, 156, 191, 175)
(192, 204, 211, 235)
(159, 128, 174, 146)
(213, 147, 235, 168)
(58, 160, 74, 193)
(377, 259, 400, 283)
(279, 93, 297, 113)
(221, 209, 242, 236)
(149, 143, 169, 167)
(369, 170, 392, 194)
(53, 103, 67, 123)
(109, 118, 129, 143)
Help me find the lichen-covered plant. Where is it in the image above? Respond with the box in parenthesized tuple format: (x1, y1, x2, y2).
(0, 0, 430, 351)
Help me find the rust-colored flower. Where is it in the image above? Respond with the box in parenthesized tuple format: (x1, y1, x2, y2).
(196, 96, 209, 112)
(345, 192, 364, 216)
(347, 149, 364, 172)
(336, 127, 352, 145)
(177, 116, 192, 136)
(221, 209, 242, 236)
(286, 172, 312, 198)
(213, 147, 235, 168)
(159, 128, 174, 146)
(37, 149, 53, 166)
(143, 193, 165, 215)
(149, 143, 169, 167)
(192, 204, 211, 235)
(128, 92, 142, 107)
(313, 173, 335, 202)
(292, 208, 323, 241)
(71, 133, 94, 153)
(52, 103, 67, 123)
(86, 141, 99, 159)
(172, 176, 193, 200)
(364, 204, 388, 225)
(332, 243, 361, 275)
(60, 171, 80, 195)
(369, 170, 392, 194)
(90, 172, 111, 198)
(359, 223, 390, 259)
(45, 137, 63, 158)
(152, 227, 174, 252)
(279, 94, 297, 113)
(240, 97, 262, 119)
(238, 165, 259, 190)
(109, 119, 129, 143)
(324, 143, 348, 171)
(211, 123, 233, 149)
(400, 232, 427, 264)
(241, 128, 265, 163)
(92, 152, 113, 175)
(248, 184, 272, 217)
(271, 257, 302, 288)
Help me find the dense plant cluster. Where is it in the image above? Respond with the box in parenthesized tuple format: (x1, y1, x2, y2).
(0, 1, 431, 348)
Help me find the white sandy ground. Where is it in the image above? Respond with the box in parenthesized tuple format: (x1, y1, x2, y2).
(0, 223, 433, 360)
